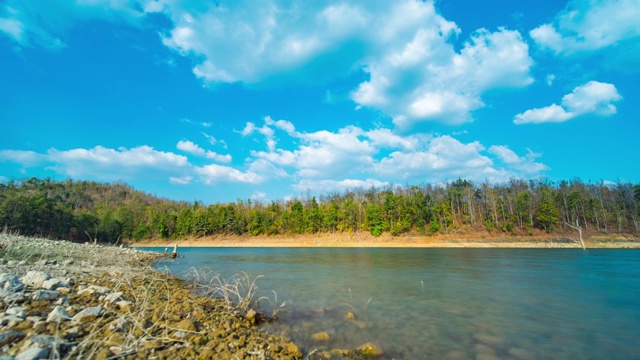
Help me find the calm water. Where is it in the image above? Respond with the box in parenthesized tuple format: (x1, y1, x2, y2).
(145, 247, 640, 359)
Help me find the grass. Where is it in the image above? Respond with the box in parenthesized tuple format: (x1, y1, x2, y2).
(178, 267, 287, 320)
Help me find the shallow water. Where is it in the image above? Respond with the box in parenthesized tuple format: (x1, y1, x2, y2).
(145, 247, 640, 359)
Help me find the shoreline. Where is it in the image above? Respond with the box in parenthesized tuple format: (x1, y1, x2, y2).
(131, 232, 640, 249)
(0, 234, 304, 359)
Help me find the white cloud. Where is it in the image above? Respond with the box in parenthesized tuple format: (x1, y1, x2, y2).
(531, 0, 640, 54)
(0, 150, 46, 167)
(169, 176, 192, 185)
(195, 164, 261, 184)
(177, 140, 232, 163)
(149, 1, 533, 127)
(177, 140, 205, 156)
(251, 191, 266, 201)
(242, 117, 548, 188)
(352, 27, 533, 127)
(514, 81, 622, 124)
(45, 145, 189, 178)
(488, 145, 548, 174)
(374, 135, 493, 181)
(3, 1, 535, 127)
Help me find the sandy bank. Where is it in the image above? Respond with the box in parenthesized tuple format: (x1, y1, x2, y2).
(131, 231, 640, 249)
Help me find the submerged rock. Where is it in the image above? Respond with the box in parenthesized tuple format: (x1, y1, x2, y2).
(311, 331, 330, 342)
(355, 342, 384, 358)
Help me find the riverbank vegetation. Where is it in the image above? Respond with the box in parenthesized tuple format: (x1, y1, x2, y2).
(0, 177, 638, 243)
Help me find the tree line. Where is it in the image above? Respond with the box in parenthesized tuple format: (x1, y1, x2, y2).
(0, 177, 638, 243)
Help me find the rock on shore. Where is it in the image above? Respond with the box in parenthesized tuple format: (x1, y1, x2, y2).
(0, 234, 303, 359)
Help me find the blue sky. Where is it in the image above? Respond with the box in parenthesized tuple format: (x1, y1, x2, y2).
(1, 0, 639, 204)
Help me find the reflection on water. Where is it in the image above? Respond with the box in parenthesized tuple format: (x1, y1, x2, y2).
(147, 247, 640, 359)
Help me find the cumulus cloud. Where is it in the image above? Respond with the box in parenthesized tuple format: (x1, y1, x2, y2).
(514, 81, 622, 124)
(242, 117, 548, 188)
(353, 27, 533, 127)
(2, 1, 536, 127)
(176, 140, 232, 163)
(169, 176, 193, 185)
(195, 164, 261, 184)
(151, 0, 532, 127)
(530, 0, 640, 54)
(488, 146, 548, 174)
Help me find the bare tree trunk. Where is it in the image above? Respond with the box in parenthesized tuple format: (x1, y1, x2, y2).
(564, 219, 585, 250)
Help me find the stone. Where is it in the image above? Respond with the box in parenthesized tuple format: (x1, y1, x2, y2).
(62, 260, 74, 266)
(109, 317, 129, 332)
(41, 279, 63, 290)
(115, 300, 133, 312)
(72, 306, 105, 323)
(32, 290, 59, 301)
(0, 330, 26, 347)
(311, 331, 330, 341)
(331, 349, 352, 356)
(0, 273, 25, 292)
(245, 309, 257, 324)
(6, 306, 27, 319)
(102, 291, 125, 304)
(0, 289, 24, 302)
(355, 342, 384, 358)
(0, 315, 24, 327)
(15, 347, 48, 360)
(17, 261, 28, 266)
(344, 311, 356, 320)
(46, 306, 71, 323)
(21, 334, 62, 351)
(78, 285, 111, 297)
(20, 271, 51, 288)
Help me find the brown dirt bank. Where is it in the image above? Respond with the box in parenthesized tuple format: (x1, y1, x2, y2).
(131, 231, 640, 249)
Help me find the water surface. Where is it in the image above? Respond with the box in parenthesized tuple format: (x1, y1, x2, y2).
(146, 247, 640, 359)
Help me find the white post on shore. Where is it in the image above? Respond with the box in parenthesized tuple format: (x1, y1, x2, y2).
(565, 219, 585, 250)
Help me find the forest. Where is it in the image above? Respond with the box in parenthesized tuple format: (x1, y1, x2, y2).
(0, 177, 638, 243)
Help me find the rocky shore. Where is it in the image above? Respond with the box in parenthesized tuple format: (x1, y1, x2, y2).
(0, 234, 305, 359)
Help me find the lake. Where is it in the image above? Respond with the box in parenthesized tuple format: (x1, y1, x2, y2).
(144, 247, 640, 359)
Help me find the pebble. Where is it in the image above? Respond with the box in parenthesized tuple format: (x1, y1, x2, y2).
(41, 278, 63, 290)
(0, 273, 25, 292)
(72, 306, 105, 323)
(0, 330, 25, 347)
(311, 331, 330, 341)
(20, 271, 51, 288)
(6, 306, 27, 319)
(1, 315, 24, 327)
(0, 289, 24, 302)
(32, 290, 59, 301)
(46, 306, 72, 323)
(15, 347, 49, 360)
(102, 291, 125, 304)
